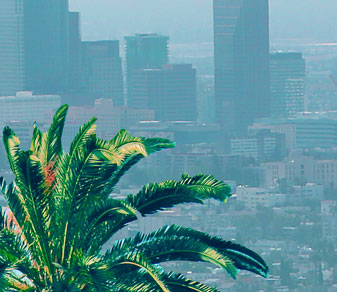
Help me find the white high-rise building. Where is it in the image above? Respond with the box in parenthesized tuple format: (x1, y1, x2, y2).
(0, 0, 25, 96)
(0, 91, 61, 123)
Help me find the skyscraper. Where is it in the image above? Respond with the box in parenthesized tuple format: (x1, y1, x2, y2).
(132, 64, 197, 122)
(68, 12, 82, 93)
(0, 0, 25, 96)
(80, 41, 124, 106)
(270, 52, 306, 117)
(23, 0, 70, 94)
(213, 0, 270, 133)
(125, 33, 169, 107)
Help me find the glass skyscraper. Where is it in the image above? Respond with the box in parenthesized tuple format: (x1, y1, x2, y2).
(213, 0, 270, 134)
(125, 33, 169, 107)
(0, 0, 25, 96)
(81, 41, 124, 106)
(270, 52, 306, 118)
(131, 64, 197, 121)
(23, 0, 70, 94)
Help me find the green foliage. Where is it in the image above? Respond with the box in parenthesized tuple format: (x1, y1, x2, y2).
(0, 105, 268, 291)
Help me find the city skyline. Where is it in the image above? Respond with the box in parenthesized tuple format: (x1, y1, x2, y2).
(70, 0, 337, 44)
(1, 1, 337, 291)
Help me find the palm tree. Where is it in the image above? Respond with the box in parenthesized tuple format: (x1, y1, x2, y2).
(0, 105, 268, 291)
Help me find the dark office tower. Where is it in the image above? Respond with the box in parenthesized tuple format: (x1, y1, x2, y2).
(23, 0, 69, 94)
(125, 33, 169, 107)
(0, 0, 25, 96)
(270, 52, 305, 118)
(68, 12, 81, 92)
(213, 0, 270, 134)
(81, 41, 124, 106)
(132, 64, 197, 122)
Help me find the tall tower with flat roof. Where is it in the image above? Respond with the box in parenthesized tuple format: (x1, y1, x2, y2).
(213, 0, 270, 134)
(0, 0, 25, 96)
(23, 0, 70, 94)
(125, 33, 169, 107)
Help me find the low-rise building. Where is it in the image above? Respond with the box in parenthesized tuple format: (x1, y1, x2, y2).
(290, 183, 324, 201)
(236, 186, 286, 210)
(227, 130, 286, 162)
(321, 200, 337, 242)
(250, 117, 337, 151)
(260, 161, 287, 188)
(260, 153, 337, 187)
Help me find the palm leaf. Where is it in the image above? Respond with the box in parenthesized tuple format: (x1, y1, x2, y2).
(29, 123, 43, 154)
(100, 131, 175, 195)
(0, 228, 41, 289)
(57, 129, 173, 264)
(36, 104, 68, 164)
(111, 269, 164, 292)
(69, 117, 97, 156)
(111, 270, 219, 292)
(72, 199, 137, 253)
(65, 253, 112, 292)
(108, 251, 170, 292)
(126, 174, 231, 216)
(56, 142, 123, 264)
(107, 232, 239, 279)
(0, 105, 268, 291)
(163, 272, 220, 292)
(2, 130, 54, 277)
(150, 225, 269, 278)
(107, 224, 269, 279)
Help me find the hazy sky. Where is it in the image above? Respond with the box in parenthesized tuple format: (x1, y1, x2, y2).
(69, 0, 337, 44)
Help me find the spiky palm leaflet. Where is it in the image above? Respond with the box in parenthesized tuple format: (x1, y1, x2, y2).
(0, 105, 268, 291)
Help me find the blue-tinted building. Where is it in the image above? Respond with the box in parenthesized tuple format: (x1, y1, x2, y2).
(125, 33, 169, 107)
(23, 0, 70, 94)
(213, 0, 270, 133)
(0, 0, 25, 96)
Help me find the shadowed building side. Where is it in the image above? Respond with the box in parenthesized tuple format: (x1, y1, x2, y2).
(125, 33, 169, 107)
(132, 64, 197, 122)
(80, 40, 124, 106)
(213, 0, 270, 134)
(270, 52, 306, 118)
(23, 0, 69, 94)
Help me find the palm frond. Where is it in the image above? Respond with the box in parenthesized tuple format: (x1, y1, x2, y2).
(126, 174, 231, 216)
(100, 131, 175, 195)
(0, 105, 268, 291)
(56, 130, 173, 263)
(64, 253, 112, 292)
(37, 104, 68, 164)
(0, 228, 41, 289)
(69, 117, 97, 156)
(150, 225, 269, 278)
(56, 142, 123, 264)
(110, 269, 163, 292)
(108, 251, 170, 292)
(29, 123, 43, 154)
(163, 272, 220, 292)
(72, 199, 137, 253)
(0, 215, 38, 291)
(107, 224, 269, 279)
(2, 130, 54, 277)
(154, 241, 237, 278)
